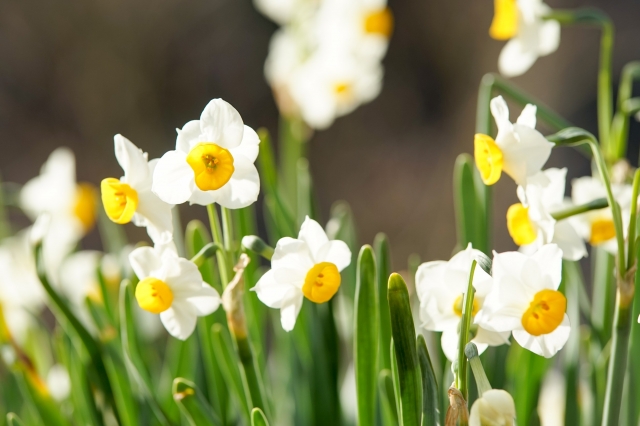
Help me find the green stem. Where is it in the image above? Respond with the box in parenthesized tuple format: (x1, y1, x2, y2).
(236, 335, 267, 415)
(627, 170, 640, 271)
(464, 343, 492, 396)
(206, 204, 231, 287)
(612, 63, 640, 160)
(222, 207, 234, 254)
(551, 198, 608, 221)
(457, 260, 477, 402)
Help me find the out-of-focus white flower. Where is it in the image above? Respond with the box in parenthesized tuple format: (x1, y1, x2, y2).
(0, 231, 46, 341)
(508, 168, 587, 261)
(102, 135, 173, 244)
(254, 0, 308, 25)
(290, 50, 382, 130)
(537, 369, 565, 426)
(489, 0, 560, 77)
(315, 0, 393, 63)
(477, 244, 569, 358)
(129, 243, 221, 340)
(475, 96, 553, 186)
(571, 176, 631, 255)
(46, 364, 71, 402)
(252, 216, 351, 331)
(469, 389, 516, 426)
(21, 148, 98, 273)
(152, 99, 260, 208)
(415, 244, 510, 362)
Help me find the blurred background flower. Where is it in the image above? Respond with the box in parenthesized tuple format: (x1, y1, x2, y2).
(0, 0, 638, 266)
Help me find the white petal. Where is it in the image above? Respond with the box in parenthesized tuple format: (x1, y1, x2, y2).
(441, 328, 460, 362)
(474, 327, 511, 347)
(516, 104, 537, 129)
(280, 289, 304, 332)
(272, 237, 314, 272)
(166, 257, 205, 294)
(538, 20, 561, 56)
(498, 38, 539, 78)
(134, 189, 174, 243)
(415, 261, 447, 302)
(553, 221, 587, 261)
(501, 125, 553, 185)
(200, 99, 245, 150)
(176, 120, 202, 153)
(252, 270, 297, 308)
(202, 155, 260, 209)
(315, 240, 352, 271)
(489, 96, 511, 132)
(183, 285, 221, 316)
(298, 217, 330, 260)
(152, 150, 195, 205)
(531, 244, 563, 289)
(229, 125, 260, 163)
(512, 314, 570, 358)
(160, 302, 198, 340)
(114, 134, 149, 187)
(128, 246, 162, 280)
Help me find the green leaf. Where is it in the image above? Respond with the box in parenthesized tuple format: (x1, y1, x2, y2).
(374, 233, 392, 371)
(506, 341, 550, 425)
(211, 323, 252, 424)
(103, 352, 138, 426)
(378, 369, 398, 426)
(453, 154, 478, 250)
(388, 273, 422, 426)
(417, 335, 440, 426)
(354, 245, 379, 426)
(251, 407, 270, 426)
(6, 413, 26, 426)
(173, 378, 220, 426)
(15, 371, 70, 426)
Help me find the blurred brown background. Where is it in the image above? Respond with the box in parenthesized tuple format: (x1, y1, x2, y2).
(0, 0, 639, 266)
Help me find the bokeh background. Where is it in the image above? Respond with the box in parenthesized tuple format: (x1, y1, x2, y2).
(0, 0, 639, 267)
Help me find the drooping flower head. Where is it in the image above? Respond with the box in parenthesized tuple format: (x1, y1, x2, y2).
(476, 244, 569, 358)
(415, 244, 510, 361)
(474, 96, 553, 186)
(152, 99, 260, 208)
(101, 135, 173, 243)
(252, 217, 351, 331)
(571, 176, 632, 254)
(489, 0, 561, 77)
(469, 389, 516, 426)
(129, 242, 221, 340)
(507, 168, 586, 260)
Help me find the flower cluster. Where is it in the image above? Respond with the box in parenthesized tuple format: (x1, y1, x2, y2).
(256, 0, 392, 129)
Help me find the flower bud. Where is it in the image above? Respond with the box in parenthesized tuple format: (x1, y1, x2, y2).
(469, 389, 516, 426)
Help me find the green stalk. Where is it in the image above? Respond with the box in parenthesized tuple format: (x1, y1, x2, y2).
(206, 204, 231, 286)
(551, 198, 609, 221)
(612, 62, 640, 160)
(222, 207, 234, 253)
(457, 260, 477, 402)
(627, 170, 640, 270)
(278, 116, 308, 220)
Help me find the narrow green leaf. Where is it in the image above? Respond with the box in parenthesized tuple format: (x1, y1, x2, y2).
(417, 335, 440, 426)
(562, 261, 582, 426)
(211, 323, 252, 424)
(374, 233, 392, 371)
(103, 353, 138, 426)
(506, 341, 550, 424)
(388, 273, 422, 426)
(251, 407, 270, 426)
(390, 340, 402, 424)
(172, 378, 220, 426)
(378, 369, 398, 426)
(15, 371, 69, 426)
(6, 413, 26, 426)
(627, 237, 640, 425)
(354, 245, 379, 426)
(453, 154, 478, 250)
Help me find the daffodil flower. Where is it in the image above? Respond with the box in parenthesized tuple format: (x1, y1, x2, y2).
(315, 0, 393, 63)
(152, 99, 260, 208)
(570, 176, 632, 254)
(476, 244, 569, 358)
(252, 216, 352, 331)
(129, 242, 221, 340)
(101, 135, 173, 244)
(290, 49, 382, 130)
(20, 148, 98, 271)
(507, 168, 587, 260)
(474, 96, 553, 186)
(253, 0, 299, 25)
(489, 0, 560, 77)
(0, 231, 46, 342)
(469, 389, 516, 426)
(415, 244, 510, 362)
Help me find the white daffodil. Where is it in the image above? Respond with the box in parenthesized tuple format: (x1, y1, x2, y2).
(489, 0, 560, 77)
(152, 99, 260, 208)
(315, 0, 393, 63)
(129, 243, 221, 340)
(469, 389, 516, 426)
(0, 231, 46, 342)
(290, 49, 383, 130)
(507, 168, 587, 261)
(252, 216, 352, 331)
(59, 251, 120, 310)
(101, 135, 173, 244)
(415, 244, 510, 362)
(474, 96, 553, 186)
(20, 148, 98, 272)
(254, 0, 306, 25)
(571, 176, 632, 254)
(476, 244, 570, 358)
(46, 364, 71, 402)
